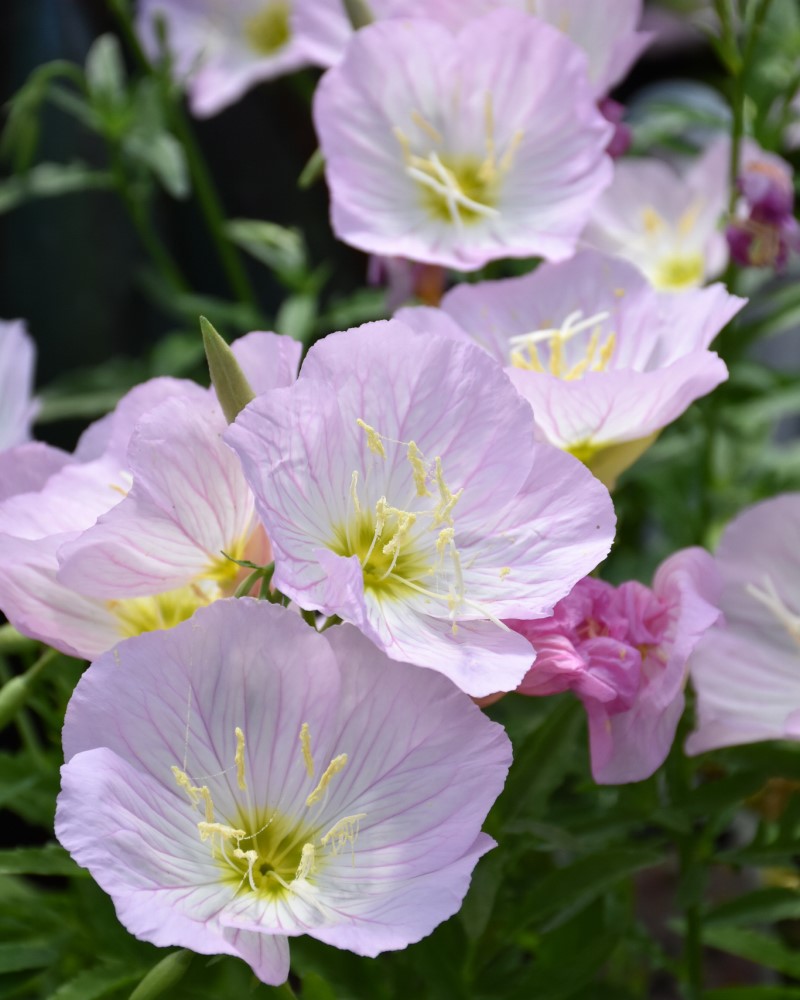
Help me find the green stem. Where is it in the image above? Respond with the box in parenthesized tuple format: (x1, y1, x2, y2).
(106, 0, 260, 310)
(169, 109, 260, 309)
(0, 624, 36, 656)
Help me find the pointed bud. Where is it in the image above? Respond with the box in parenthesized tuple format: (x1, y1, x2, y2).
(200, 316, 255, 424)
(129, 950, 193, 1000)
(343, 0, 373, 29)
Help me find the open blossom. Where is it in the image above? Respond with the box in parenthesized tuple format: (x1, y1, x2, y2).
(582, 137, 731, 291)
(687, 494, 800, 755)
(137, 0, 341, 117)
(313, 10, 612, 271)
(226, 320, 615, 697)
(0, 333, 300, 659)
(57, 599, 511, 984)
(510, 549, 720, 783)
(0, 319, 37, 452)
(301, 0, 650, 97)
(399, 250, 744, 488)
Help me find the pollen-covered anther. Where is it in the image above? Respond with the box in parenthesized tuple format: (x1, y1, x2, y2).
(197, 821, 246, 844)
(299, 722, 314, 778)
(320, 813, 367, 857)
(234, 727, 247, 791)
(433, 458, 463, 526)
(407, 441, 432, 497)
(294, 842, 316, 882)
(356, 418, 386, 458)
(509, 310, 615, 380)
(306, 753, 348, 807)
(172, 766, 215, 823)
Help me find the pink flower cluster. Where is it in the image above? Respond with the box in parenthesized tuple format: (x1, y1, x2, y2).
(3, 0, 797, 989)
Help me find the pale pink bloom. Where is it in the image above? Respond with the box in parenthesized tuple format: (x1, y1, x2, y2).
(510, 549, 720, 783)
(226, 320, 615, 697)
(313, 10, 612, 270)
(398, 250, 744, 487)
(57, 599, 511, 984)
(582, 137, 732, 291)
(0, 333, 299, 659)
(687, 494, 800, 754)
(137, 0, 342, 117)
(301, 0, 650, 96)
(0, 319, 37, 452)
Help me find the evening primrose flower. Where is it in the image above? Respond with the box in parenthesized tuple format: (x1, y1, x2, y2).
(687, 495, 800, 754)
(399, 250, 744, 488)
(0, 319, 37, 452)
(0, 332, 299, 659)
(510, 548, 720, 783)
(56, 599, 511, 985)
(301, 0, 651, 97)
(312, 10, 612, 270)
(226, 320, 615, 697)
(137, 0, 338, 117)
(582, 138, 731, 291)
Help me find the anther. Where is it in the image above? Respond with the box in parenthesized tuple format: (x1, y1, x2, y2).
(320, 813, 367, 856)
(357, 418, 386, 458)
(235, 727, 247, 791)
(306, 753, 348, 807)
(300, 722, 314, 778)
(407, 441, 431, 497)
(294, 842, 316, 882)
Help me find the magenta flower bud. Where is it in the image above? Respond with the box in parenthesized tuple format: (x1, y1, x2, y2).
(738, 154, 795, 223)
(598, 98, 632, 159)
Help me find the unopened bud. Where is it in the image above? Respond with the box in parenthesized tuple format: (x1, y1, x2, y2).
(129, 949, 193, 1000)
(200, 316, 255, 424)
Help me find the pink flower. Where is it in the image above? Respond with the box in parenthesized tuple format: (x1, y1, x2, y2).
(57, 599, 511, 984)
(510, 549, 720, 783)
(226, 319, 615, 697)
(687, 494, 800, 754)
(0, 333, 299, 659)
(0, 319, 37, 452)
(137, 0, 344, 117)
(312, 10, 612, 270)
(582, 137, 732, 290)
(302, 0, 651, 97)
(398, 250, 744, 487)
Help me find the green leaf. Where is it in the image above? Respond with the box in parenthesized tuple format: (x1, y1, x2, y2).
(85, 35, 127, 109)
(124, 131, 189, 199)
(459, 851, 505, 942)
(705, 888, 800, 926)
(0, 843, 86, 877)
(0, 941, 58, 973)
(701, 926, 800, 978)
(48, 963, 143, 1000)
(298, 147, 325, 189)
(129, 950, 193, 1000)
(275, 293, 317, 343)
(226, 219, 307, 282)
(300, 972, 338, 1000)
(0, 162, 113, 215)
(519, 847, 664, 929)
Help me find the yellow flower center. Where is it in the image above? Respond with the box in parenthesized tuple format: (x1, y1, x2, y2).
(509, 309, 616, 380)
(394, 94, 523, 226)
(652, 253, 704, 291)
(243, 2, 291, 56)
(173, 724, 366, 902)
(108, 535, 255, 638)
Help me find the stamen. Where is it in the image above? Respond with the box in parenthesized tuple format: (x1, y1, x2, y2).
(642, 206, 663, 234)
(320, 813, 367, 857)
(172, 766, 201, 806)
(478, 92, 497, 182)
(433, 457, 463, 526)
(233, 848, 259, 892)
(357, 418, 386, 458)
(392, 126, 413, 164)
(294, 842, 316, 882)
(362, 497, 387, 567)
(410, 110, 443, 146)
(306, 753, 348, 807)
(299, 722, 315, 777)
(407, 441, 431, 497)
(234, 727, 247, 791)
(197, 821, 246, 843)
(497, 129, 524, 175)
(350, 470, 361, 516)
(499, 567, 511, 578)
